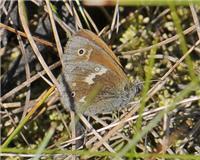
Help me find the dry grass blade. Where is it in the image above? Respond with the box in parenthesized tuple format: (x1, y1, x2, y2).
(83, 8, 99, 33)
(53, 15, 74, 35)
(17, 32, 31, 120)
(71, 2, 83, 30)
(75, 0, 91, 30)
(109, 2, 119, 39)
(63, 0, 73, 16)
(151, 8, 170, 24)
(1, 102, 21, 108)
(190, 5, 200, 40)
(45, 0, 64, 67)
(38, 72, 54, 86)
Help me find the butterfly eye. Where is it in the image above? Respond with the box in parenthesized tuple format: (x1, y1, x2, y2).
(78, 48, 86, 56)
(71, 91, 75, 97)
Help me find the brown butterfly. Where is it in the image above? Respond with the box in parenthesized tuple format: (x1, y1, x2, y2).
(59, 29, 140, 115)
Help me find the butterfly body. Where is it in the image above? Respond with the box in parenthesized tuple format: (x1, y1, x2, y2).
(60, 29, 139, 115)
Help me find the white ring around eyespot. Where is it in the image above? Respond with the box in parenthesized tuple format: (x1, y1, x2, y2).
(71, 91, 75, 97)
(77, 48, 86, 56)
(95, 67, 100, 72)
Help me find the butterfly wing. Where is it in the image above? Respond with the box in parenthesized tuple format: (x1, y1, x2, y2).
(63, 29, 128, 82)
(60, 29, 131, 114)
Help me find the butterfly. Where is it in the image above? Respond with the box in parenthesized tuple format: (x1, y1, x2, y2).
(59, 29, 140, 115)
